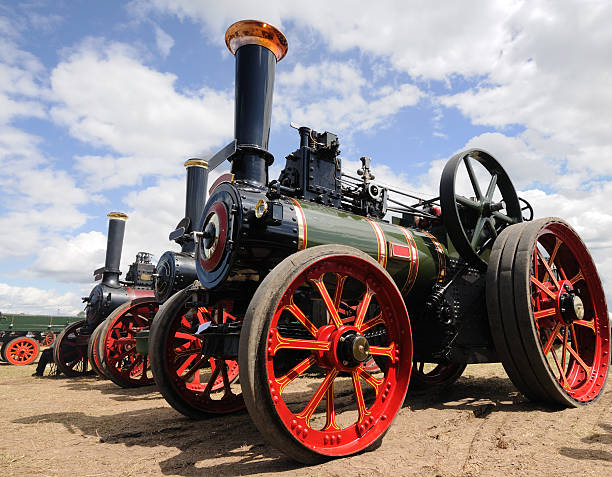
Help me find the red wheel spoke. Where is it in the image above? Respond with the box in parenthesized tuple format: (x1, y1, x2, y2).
(573, 319, 595, 332)
(296, 368, 338, 426)
(534, 308, 556, 320)
(570, 270, 584, 285)
(543, 322, 563, 355)
(355, 366, 383, 395)
(323, 381, 340, 431)
(124, 355, 142, 374)
(311, 275, 343, 328)
(360, 312, 384, 332)
(369, 342, 396, 363)
(268, 328, 331, 356)
(351, 370, 369, 422)
(570, 324, 579, 353)
(555, 331, 592, 375)
(175, 331, 199, 341)
(108, 347, 133, 366)
(562, 326, 568, 370)
(176, 353, 197, 375)
(549, 238, 562, 266)
(333, 273, 347, 311)
(536, 248, 559, 289)
(202, 364, 222, 397)
(276, 355, 317, 395)
(463, 156, 483, 200)
(182, 355, 208, 381)
(550, 347, 570, 389)
(284, 297, 319, 337)
(218, 359, 235, 396)
(530, 276, 557, 300)
(354, 284, 375, 329)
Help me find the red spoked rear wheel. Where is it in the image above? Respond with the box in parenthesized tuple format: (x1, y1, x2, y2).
(99, 298, 158, 388)
(87, 322, 107, 378)
(240, 245, 413, 464)
(38, 332, 55, 347)
(149, 288, 243, 419)
(487, 218, 610, 406)
(5, 337, 39, 365)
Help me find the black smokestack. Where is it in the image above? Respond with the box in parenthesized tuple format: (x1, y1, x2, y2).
(183, 158, 208, 253)
(225, 20, 287, 186)
(102, 212, 127, 287)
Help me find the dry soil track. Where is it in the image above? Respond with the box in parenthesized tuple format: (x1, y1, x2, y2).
(0, 362, 610, 477)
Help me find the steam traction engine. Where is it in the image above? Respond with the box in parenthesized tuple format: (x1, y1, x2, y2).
(148, 20, 611, 463)
(90, 158, 223, 388)
(53, 212, 155, 377)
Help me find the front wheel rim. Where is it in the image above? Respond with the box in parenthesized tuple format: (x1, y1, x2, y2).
(262, 253, 412, 457)
(529, 222, 610, 401)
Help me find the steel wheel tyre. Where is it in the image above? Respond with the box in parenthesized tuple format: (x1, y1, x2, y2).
(5, 337, 39, 365)
(53, 320, 91, 376)
(409, 362, 467, 390)
(149, 287, 243, 419)
(240, 245, 413, 464)
(487, 218, 610, 406)
(99, 298, 158, 388)
(87, 323, 106, 378)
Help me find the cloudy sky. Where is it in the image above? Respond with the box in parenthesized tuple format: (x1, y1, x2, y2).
(1, 0, 611, 315)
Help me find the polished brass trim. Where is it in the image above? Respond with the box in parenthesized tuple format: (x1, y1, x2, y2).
(107, 212, 128, 221)
(184, 159, 209, 169)
(225, 19, 288, 61)
(289, 198, 307, 250)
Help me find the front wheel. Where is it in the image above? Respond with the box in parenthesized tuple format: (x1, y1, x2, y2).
(240, 245, 413, 464)
(4, 336, 39, 365)
(53, 321, 91, 376)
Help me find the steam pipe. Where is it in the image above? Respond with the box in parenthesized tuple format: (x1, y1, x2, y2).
(102, 212, 128, 288)
(183, 159, 209, 253)
(225, 20, 287, 186)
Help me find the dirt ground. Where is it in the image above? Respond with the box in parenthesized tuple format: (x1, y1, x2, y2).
(0, 361, 610, 477)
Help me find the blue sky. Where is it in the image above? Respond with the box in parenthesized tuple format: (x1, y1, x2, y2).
(1, 0, 612, 314)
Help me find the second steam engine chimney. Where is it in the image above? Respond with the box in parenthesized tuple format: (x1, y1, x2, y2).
(181, 158, 208, 253)
(101, 212, 128, 287)
(225, 20, 287, 186)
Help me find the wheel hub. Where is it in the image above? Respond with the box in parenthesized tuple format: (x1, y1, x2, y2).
(559, 292, 584, 324)
(340, 333, 370, 364)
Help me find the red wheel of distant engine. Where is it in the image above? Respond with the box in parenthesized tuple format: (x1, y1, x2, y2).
(38, 331, 55, 347)
(53, 320, 91, 376)
(240, 245, 413, 464)
(488, 218, 610, 406)
(149, 288, 243, 419)
(409, 362, 466, 390)
(99, 298, 158, 388)
(5, 337, 39, 365)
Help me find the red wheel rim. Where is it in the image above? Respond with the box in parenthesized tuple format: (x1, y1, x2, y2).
(103, 300, 158, 386)
(264, 255, 412, 456)
(530, 222, 610, 402)
(6, 337, 38, 365)
(38, 332, 55, 347)
(165, 305, 242, 413)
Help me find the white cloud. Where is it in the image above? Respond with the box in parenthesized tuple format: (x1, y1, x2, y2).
(275, 61, 422, 133)
(0, 282, 82, 315)
(153, 24, 174, 58)
(29, 231, 107, 283)
(50, 38, 234, 190)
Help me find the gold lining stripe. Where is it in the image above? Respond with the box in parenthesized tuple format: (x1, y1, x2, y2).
(289, 198, 307, 250)
(395, 225, 418, 294)
(107, 212, 128, 221)
(184, 159, 209, 169)
(422, 231, 446, 282)
(365, 218, 387, 268)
